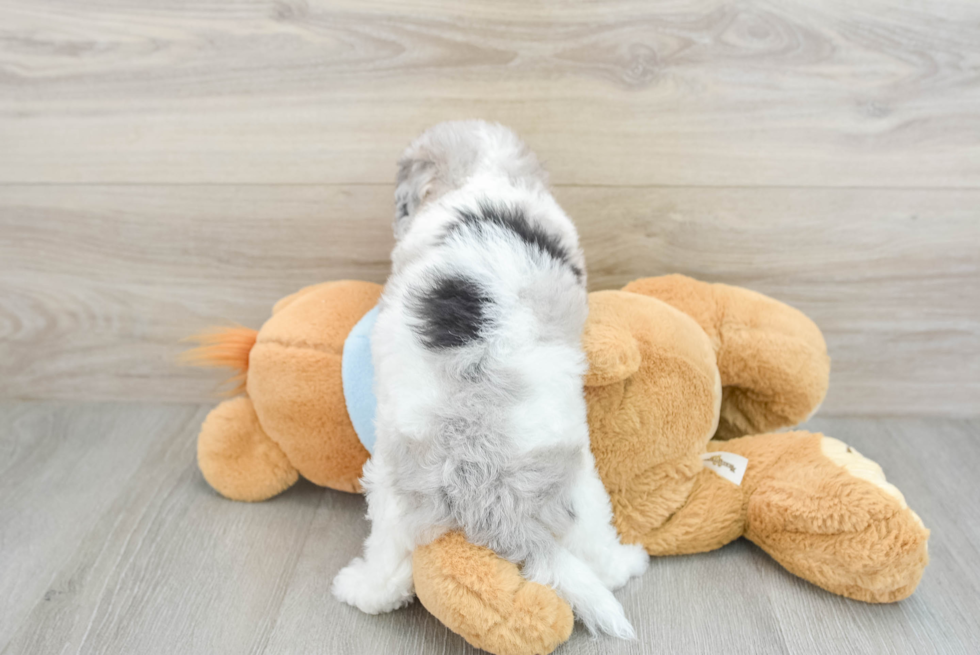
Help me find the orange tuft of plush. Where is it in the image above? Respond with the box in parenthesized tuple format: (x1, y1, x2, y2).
(181, 326, 259, 395)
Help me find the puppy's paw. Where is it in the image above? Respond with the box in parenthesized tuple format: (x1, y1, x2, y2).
(621, 542, 650, 579)
(332, 557, 415, 614)
(594, 542, 649, 591)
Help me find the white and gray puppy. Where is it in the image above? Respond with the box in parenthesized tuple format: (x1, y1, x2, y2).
(332, 121, 648, 638)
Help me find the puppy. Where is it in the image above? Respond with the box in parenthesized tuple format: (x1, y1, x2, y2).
(332, 121, 648, 638)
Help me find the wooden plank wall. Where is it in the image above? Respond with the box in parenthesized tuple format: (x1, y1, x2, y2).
(1, 0, 978, 414)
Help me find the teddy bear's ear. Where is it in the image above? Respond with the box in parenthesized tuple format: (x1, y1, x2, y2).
(582, 316, 642, 387)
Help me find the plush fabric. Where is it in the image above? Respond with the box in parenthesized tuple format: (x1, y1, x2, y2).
(197, 396, 298, 502)
(413, 532, 574, 655)
(622, 275, 831, 439)
(194, 280, 379, 496)
(188, 274, 929, 655)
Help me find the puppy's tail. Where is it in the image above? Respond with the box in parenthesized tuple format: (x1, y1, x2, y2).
(179, 326, 258, 395)
(525, 546, 636, 640)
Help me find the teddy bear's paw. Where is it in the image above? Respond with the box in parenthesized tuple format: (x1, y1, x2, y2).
(820, 437, 924, 528)
(592, 541, 649, 591)
(332, 557, 415, 614)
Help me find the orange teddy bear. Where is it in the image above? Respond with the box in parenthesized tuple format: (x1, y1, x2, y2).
(186, 275, 928, 655)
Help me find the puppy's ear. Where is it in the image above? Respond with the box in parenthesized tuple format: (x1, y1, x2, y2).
(394, 121, 545, 238)
(394, 155, 435, 238)
(394, 121, 489, 238)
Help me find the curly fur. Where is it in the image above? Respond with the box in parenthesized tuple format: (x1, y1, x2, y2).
(333, 121, 647, 637)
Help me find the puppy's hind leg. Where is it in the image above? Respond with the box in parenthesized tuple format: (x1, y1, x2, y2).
(561, 451, 649, 591)
(523, 545, 636, 640)
(332, 456, 416, 614)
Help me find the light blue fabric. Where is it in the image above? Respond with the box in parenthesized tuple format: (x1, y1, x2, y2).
(341, 305, 379, 455)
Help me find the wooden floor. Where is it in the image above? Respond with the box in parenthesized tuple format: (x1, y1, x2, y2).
(2, 1, 979, 653)
(0, 403, 977, 655)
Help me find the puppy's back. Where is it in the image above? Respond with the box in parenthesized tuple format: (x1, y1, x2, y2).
(380, 121, 590, 540)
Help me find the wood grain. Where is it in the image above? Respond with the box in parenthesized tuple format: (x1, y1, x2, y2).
(1, 0, 979, 185)
(1, 403, 977, 654)
(0, 403, 194, 647)
(2, 184, 977, 414)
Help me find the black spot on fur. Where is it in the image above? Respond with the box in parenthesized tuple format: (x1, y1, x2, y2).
(413, 275, 492, 349)
(449, 202, 583, 281)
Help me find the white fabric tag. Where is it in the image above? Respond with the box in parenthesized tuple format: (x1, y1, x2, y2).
(701, 451, 748, 486)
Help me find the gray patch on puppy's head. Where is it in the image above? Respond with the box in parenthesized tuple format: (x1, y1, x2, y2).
(393, 121, 548, 240)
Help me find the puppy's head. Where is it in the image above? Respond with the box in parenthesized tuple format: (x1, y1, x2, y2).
(394, 121, 547, 240)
